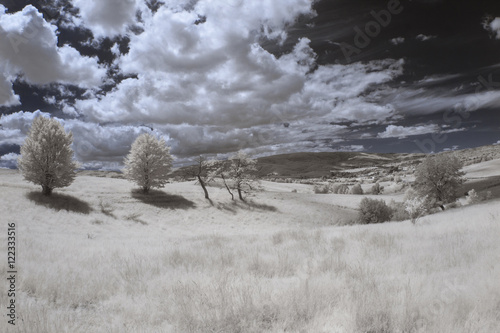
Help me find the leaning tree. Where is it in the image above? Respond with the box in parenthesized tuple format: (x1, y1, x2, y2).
(184, 155, 217, 199)
(123, 133, 173, 193)
(18, 115, 79, 195)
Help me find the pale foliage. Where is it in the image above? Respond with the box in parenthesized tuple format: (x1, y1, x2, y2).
(123, 133, 173, 193)
(18, 116, 78, 195)
(405, 195, 428, 224)
(466, 189, 480, 205)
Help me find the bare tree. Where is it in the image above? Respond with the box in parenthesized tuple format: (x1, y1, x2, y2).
(18, 116, 78, 196)
(226, 151, 258, 201)
(414, 154, 465, 210)
(123, 133, 173, 193)
(212, 151, 258, 201)
(184, 155, 215, 199)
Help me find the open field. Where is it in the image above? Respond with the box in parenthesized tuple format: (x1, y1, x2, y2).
(1, 160, 500, 332)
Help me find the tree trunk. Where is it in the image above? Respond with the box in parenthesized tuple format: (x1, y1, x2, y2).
(238, 188, 244, 201)
(42, 185, 52, 196)
(221, 174, 234, 200)
(142, 186, 149, 194)
(197, 175, 209, 199)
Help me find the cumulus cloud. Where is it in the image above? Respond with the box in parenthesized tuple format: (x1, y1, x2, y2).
(390, 37, 405, 45)
(377, 124, 439, 139)
(70, 0, 144, 38)
(0, 110, 157, 168)
(0, 5, 106, 106)
(416, 34, 436, 41)
(68, 0, 404, 159)
(0, 152, 19, 169)
(484, 17, 500, 39)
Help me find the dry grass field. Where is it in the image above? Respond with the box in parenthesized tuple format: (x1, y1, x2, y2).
(1, 160, 499, 332)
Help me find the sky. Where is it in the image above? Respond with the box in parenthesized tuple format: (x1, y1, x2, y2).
(0, 0, 500, 169)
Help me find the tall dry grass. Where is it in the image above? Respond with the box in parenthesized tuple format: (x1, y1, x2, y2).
(0, 171, 499, 332)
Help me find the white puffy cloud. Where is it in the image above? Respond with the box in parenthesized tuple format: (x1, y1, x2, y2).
(484, 17, 500, 39)
(0, 152, 19, 169)
(390, 37, 405, 45)
(416, 34, 436, 41)
(0, 5, 106, 106)
(377, 124, 439, 139)
(0, 110, 155, 167)
(0, 110, 50, 145)
(70, 0, 144, 38)
(66, 1, 404, 161)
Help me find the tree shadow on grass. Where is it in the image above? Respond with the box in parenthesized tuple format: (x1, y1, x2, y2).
(131, 189, 196, 210)
(26, 191, 92, 214)
(215, 199, 277, 213)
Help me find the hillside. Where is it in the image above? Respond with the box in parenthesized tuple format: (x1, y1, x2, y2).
(256, 151, 424, 178)
(0, 163, 499, 332)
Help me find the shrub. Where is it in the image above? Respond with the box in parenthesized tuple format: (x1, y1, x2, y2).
(466, 189, 480, 205)
(350, 183, 363, 195)
(332, 184, 349, 194)
(358, 198, 392, 224)
(314, 184, 330, 194)
(388, 200, 409, 221)
(370, 182, 384, 195)
(405, 195, 428, 224)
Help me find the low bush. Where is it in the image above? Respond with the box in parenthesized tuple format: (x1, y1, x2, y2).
(370, 182, 384, 195)
(332, 184, 349, 194)
(358, 198, 392, 224)
(314, 184, 330, 194)
(350, 183, 363, 195)
(388, 200, 409, 221)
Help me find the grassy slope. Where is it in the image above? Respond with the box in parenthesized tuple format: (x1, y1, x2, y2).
(0, 170, 499, 332)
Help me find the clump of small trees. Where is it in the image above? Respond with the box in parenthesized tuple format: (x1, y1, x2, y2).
(211, 151, 258, 201)
(18, 116, 79, 196)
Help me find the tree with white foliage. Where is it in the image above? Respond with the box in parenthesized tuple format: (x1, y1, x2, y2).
(18, 116, 79, 196)
(18, 116, 78, 195)
(405, 195, 428, 225)
(123, 133, 173, 193)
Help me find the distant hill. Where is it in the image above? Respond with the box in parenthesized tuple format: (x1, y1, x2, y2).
(84, 144, 500, 180)
(255, 152, 424, 178)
